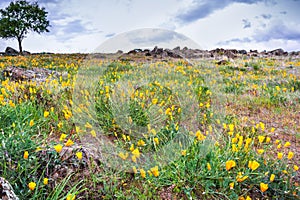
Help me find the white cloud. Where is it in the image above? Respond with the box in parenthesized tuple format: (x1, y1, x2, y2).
(0, 0, 299, 52)
(176, 0, 300, 51)
(253, 20, 300, 42)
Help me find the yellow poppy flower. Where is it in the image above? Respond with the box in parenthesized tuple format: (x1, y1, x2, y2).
(260, 183, 268, 192)
(229, 182, 234, 189)
(66, 194, 76, 200)
(248, 160, 260, 171)
(150, 166, 159, 177)
(132, 148, 140, 158)
(65, 139, 74, 147)
(76, 152, 83, 160)
(236, 172, 248, 182)
(23, 151, 29, 159)
(118, 152, 129, 160)
(257, 149, 264, 154)
(44, 111, 49, 118)
(29, 120, 34, 127)
(54, 144, 63, 153)
(137, 139, 146, 146)
(284, 142, 291, 148)
(258, 135, 265, 143)
(207, 163, 211, 171)
(287, 151, 294, 160)
(270, 174, 275, 182)
(59, 133, 67, 141)
(225, 160, 236, 171)
(140, 169, 146, 178)
(43, 178, 49, 185)
(28, 182, 36, 191)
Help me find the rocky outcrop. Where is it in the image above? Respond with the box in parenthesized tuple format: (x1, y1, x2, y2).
(289, 51, 300, 56)
(2, 66, 67, 82)
(122, 46, 299, 60)
(125, 46, 183, 59)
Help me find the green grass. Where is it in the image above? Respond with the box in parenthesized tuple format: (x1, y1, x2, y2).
(0, 55, 299, 199)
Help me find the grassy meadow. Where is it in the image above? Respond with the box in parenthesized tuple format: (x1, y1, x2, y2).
(0, 54, 299, 199)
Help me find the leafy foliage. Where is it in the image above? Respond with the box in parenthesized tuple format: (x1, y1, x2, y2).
(0, 0, 50, 52)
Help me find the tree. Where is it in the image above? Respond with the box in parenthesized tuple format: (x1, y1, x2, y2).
(0, 0, 50, 54)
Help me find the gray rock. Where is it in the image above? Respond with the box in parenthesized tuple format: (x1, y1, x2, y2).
(151, 46, 164, 55)
(224, 50, 237, 59)
(250, 50, 258, 53)
(289, 51, 300, 56)
(269, 48, 287, 56)
(22, 50, 31, 56)
(164, 49, 182, 58)
(173, 46, 180, 51)
(238, 50, 247, 54)
(0, 177, 19, 200)
(2, 66, 67, 83)
(5, 47, 19, 56)
(128, 49, 143, 54)
(182, 47, 188, 51)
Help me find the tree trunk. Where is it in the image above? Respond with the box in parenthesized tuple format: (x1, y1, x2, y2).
(17, 37, 23, 54)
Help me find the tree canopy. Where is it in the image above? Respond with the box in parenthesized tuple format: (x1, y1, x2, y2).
(0, 0, 50, 53)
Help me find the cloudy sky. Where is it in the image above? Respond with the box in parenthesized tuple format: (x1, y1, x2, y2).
(0, 0, 299, 53)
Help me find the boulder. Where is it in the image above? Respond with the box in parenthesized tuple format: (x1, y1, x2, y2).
(151, 46, 164, 55)
(142, 49, 150, 56)
(145, 50, 151, 56)
(173, 46, 180, 51)
(227, 49, 238, 54)
(5, 47, 19, 56)
(182, 47, 188, 51)
(161, 50, 168, 58)
(209, 48, 225, 55)
(127, 49, 142, 54)
(269, 48, 287, 56)
(250, 50, 258, 53)
(164, 49, 182, 59)
(224, 50, 237, 59)
(209, 48, 238, 59)
(22, 50, 31, 56)
(238, 50, 247, 54)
